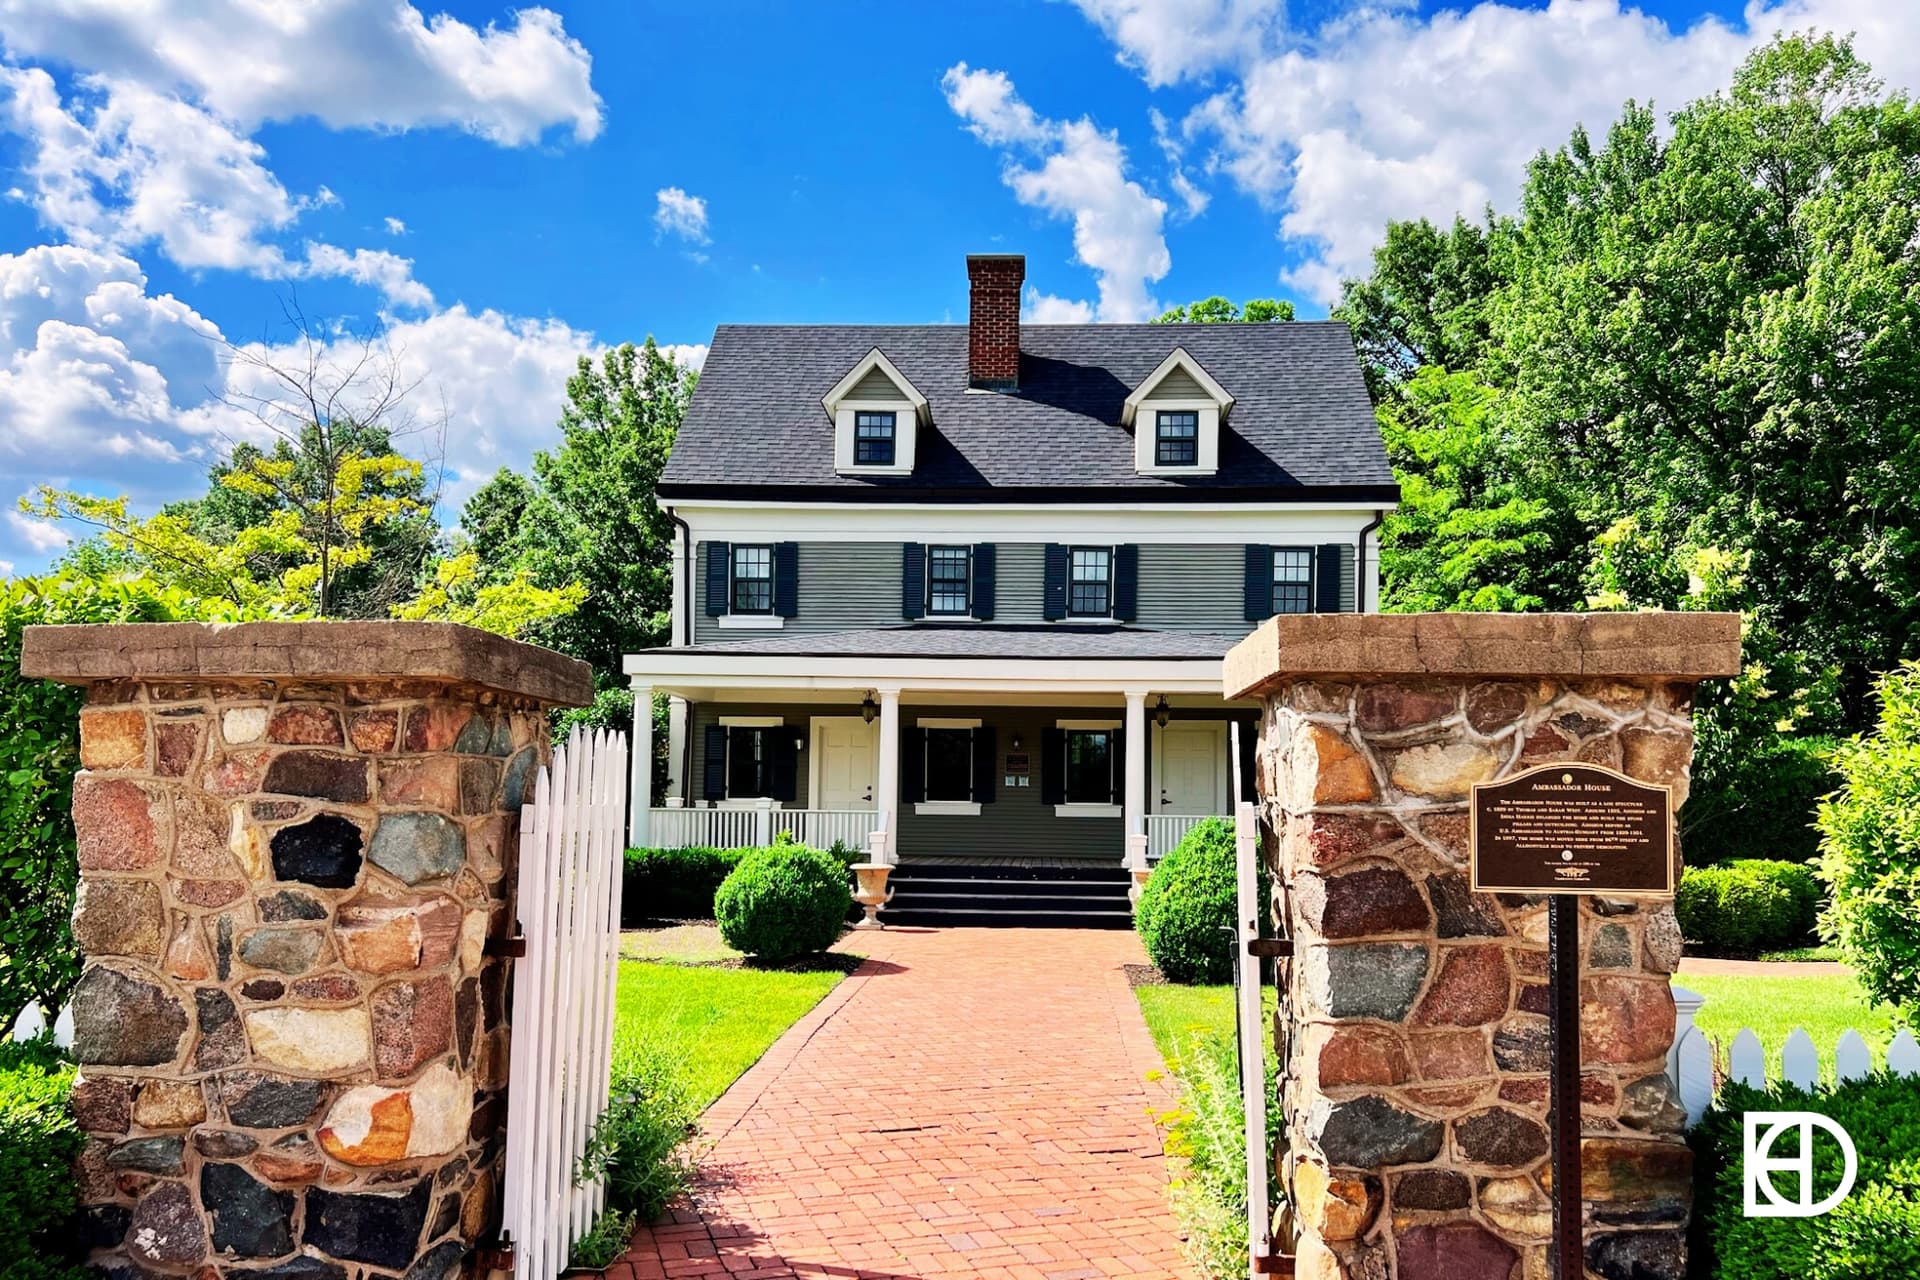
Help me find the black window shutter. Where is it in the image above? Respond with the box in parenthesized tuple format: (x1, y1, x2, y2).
(1040, 727, 1065, 805)
(901, 726, 926, 803)
(701, 724, 728, 801)
(1314, 543, 1345, 613)
(1244, 544, 1273, 621)
(768, 731, 799, 802)
(705, 541, 730, 616)
(972, 726, 997, 804)
(901, 543, 925, 620)
(1043, 544, 1069, 621)
(773, 542, 799, 619)
(972, 543, 996, 620)
(1110, 729, 1126, 804)
(1236, 718, 1259, 803)
(1114, 544, 1139, 622)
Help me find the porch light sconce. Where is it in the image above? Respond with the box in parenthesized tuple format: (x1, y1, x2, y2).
(861, 693, 878, 724)
(1154, 695, 1171, 728)
(1011, 731, 1023, 750)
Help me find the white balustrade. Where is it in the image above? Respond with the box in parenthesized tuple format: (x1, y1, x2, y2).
(1146, 813, 1218, 860)
(643, 805, 877, 852)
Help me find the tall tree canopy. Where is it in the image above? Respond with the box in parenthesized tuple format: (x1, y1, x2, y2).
(1155, 296, 1295, 324)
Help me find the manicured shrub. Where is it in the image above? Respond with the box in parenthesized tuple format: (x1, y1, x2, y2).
(622, 846, 742, 923)
(577, 1042, 698, 1223)
(1135, 818, 1250, 985)
(713, 836, 851, 962)
(0, 1037, 86, 1280)
(1692, 1073, 1920, 1280)
(1818, 663, 1920, 1015)
(1675, 859, 1820, 952)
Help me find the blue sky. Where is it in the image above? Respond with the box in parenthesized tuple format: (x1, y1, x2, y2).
(0, 0, 1910, 573)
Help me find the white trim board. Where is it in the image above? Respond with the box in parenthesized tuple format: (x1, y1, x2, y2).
(674, 502, 1383, 543)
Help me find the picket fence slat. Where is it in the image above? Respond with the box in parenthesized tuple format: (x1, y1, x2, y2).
(1835, 1030, 1872, 1083)
(1673, 1025, 1714, 1127)
(1729, 1028, 1767, 1089)
(1891, 1030, 1920, 1075)
(504, 727, 629, 1280)
(1782, 1029, 1820, 1090)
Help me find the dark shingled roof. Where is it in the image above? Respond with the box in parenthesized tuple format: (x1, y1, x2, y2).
(680, 624, 1240, 661)
(658, 322, 1396, 502)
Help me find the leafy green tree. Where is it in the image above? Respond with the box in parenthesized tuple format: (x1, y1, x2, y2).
(1154, 296, 1295, 324)
(511, 339, 698, 677)
(1336, 215, 1505, 398)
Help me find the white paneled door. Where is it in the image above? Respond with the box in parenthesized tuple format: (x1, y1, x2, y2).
(811, 716, 879, 811)
(1158, 721, 1226, 815)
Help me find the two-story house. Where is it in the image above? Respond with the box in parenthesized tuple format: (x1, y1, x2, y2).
(622, 254, 1397, 924)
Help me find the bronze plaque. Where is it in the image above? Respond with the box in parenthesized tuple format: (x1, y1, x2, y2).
(1470, 764, 1674, 896)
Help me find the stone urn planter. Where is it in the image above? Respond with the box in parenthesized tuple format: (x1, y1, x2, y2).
(850, 862, 894, 929)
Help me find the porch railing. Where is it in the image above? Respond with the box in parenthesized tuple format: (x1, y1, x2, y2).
(1147, 813, 1219, 860)
(647, 805, 877, 851)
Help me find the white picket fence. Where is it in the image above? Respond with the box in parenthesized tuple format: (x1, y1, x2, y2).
(502, 727, 630, 1280)
(1667, 983, 1920, 1126)
(8, 999, 72, 1047)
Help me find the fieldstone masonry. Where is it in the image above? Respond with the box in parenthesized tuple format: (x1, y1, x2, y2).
(24, 622, 591, 1280)
(1225, 613, 1741, 1280)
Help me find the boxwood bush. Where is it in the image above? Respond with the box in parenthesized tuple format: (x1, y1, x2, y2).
(0, 1037, 86, 1280)
(622, 846, 741, 923)
(1136, 818, 1253, 984)
(1675, 859, 1821, 952)
(713, 836, 852, 962)
(1693, 1073, 1920, 1280)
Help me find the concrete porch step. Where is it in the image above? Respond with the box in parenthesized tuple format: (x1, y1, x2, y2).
(880, 906, 1136, 930)
(881, 859, 1136, 929)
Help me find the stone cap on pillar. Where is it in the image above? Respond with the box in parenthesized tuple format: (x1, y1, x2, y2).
(22, 620, 595, 707)
(1224, 611, 1742, 701)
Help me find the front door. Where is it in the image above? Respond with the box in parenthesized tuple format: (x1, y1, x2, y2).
(1159, 722, 1223, 814)
(813, 717, 879, 809)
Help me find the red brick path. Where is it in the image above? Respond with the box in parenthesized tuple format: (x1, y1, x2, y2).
(617, 927, 1196, 1280)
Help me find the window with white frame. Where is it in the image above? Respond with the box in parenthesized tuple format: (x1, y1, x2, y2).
(1155, 410, 1199, 466)
(927, 546, 971, 616)
(1064, 728, 1114, 803)
(924, 727, 974, 802)
(853, 411, 896, 466)
(1272, 548, 1312, 615)
(1069, 547, 1112, 617)
(731, 545, 774, 614)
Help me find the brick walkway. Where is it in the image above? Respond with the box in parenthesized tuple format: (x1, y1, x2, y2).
(617, 927, 1195, 1280)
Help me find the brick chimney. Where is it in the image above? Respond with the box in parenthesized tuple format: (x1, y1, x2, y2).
(966, 253, 1024, 389)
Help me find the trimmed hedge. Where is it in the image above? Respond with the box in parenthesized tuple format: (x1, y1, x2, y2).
(1693, 1073, 1920, 1280)
(713, 837, 852, 961)
(1685, 732, 1837, 867)
(1136, 818, 1251, 985)
(1675, 859, 1821, 952)
(623, 840, 863, 925)
(0, 1038, 85, 1280)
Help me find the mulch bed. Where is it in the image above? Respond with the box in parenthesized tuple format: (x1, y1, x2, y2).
(1124, 962, 1170, 988)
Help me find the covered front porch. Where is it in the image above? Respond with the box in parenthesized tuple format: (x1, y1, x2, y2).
(621, 632, 1254, 871)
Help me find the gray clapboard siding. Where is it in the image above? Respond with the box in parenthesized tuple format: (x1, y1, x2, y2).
(1144, 366, 1208, 400)
(849, 366, 906, 400)
(693, 539, 1357, 642)
(686, 702, 817, 808)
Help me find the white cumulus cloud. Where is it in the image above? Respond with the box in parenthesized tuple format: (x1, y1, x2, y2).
(0, 0, 603, 145)
(384, 216, 407, 236)
(942, 63, 1169, 322)
(653, 187, 710, 245)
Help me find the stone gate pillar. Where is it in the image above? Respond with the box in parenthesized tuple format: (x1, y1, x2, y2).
(23, 622, 592, 1279)
(1224, 613, 1740, 1280)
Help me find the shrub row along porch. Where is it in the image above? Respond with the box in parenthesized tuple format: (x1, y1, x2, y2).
(622, 627, 1259, 870)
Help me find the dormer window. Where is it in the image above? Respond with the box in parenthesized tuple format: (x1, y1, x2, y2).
(823, 348, 927, 476)
(1123, 347, 1234, 476)
(1155, 410, 1199, 466)
(854, 411, 896, 465)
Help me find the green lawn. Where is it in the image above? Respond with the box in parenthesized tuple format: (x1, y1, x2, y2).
(612, 959, 844, 1108)
(1682, 971, 1901, 1081)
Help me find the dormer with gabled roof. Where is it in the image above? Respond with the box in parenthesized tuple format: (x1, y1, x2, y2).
(1123, 347, 1234, 477)
(823, 347, 927, 476)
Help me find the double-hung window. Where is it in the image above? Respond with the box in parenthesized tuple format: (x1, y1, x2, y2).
(731, 545, 774, 614)
(927, 546, 971, 616)
(725, 726, 772, 797)
(1155, 410, 1199, 466)
(1272, 548, 1312, 615)
(854, 411, 896, 465)
(1068, 547, 1112, 617)
(924, 727, 974, 802)
(1064, 729, 1114, 804)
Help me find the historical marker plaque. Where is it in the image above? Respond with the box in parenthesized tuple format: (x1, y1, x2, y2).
(1470, 763, 1673, 896)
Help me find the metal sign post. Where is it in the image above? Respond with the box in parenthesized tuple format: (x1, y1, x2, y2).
(1469, 764, 1674, 1280)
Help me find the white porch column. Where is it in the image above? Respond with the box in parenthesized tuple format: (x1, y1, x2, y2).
(874, 687, 902, 864)
(665, 695, 689, 805)
(629, 684, 654, 849)
(1124, 687, 1148, 870)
